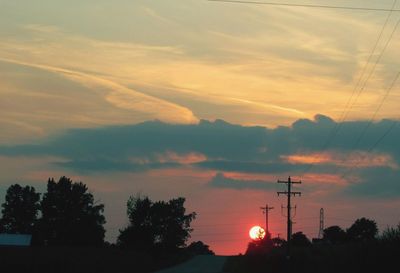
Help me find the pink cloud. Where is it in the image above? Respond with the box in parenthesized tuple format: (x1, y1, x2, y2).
(281, 151, 398, 169)
(156, 151, 207, 164)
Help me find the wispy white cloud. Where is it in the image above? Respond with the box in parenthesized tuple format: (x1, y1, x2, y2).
(0, 57, 198, 122)
(0, 1, 398, 138)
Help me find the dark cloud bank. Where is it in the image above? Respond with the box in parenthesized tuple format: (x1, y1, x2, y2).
(209, 172, 277, 191)
(1, 115, 399, 197)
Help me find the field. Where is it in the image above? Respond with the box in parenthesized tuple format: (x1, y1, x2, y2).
(0, 246, 192, 273)
(223, 241, 399, 273)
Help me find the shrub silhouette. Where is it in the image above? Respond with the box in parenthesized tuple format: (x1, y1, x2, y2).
(380, 223, 400, 244)
(186, 241, 215, 255)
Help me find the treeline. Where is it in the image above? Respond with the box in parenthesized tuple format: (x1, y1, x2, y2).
(246, 217, 398, 255)
(227, 217, 400, 273)
(0, 176, 213, 254)
(0, 177, 105, 246)
(246, 217, 400, 255)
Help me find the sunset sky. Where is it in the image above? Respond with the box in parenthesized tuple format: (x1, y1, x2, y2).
(1, 0, 400, 254)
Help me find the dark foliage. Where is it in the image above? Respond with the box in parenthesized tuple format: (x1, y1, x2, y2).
(245, 232, 275, 255)
(118, 196, 154, 251)
(347, 217, 378, 242)
(186, 241, 215, 255)
(225, 219, 400, 273)
(37, 176, 105, 246)
(323, 225, 347, 244)
(224, 240, 399, 273)
(380, 223, 400, 244)
(271, 237, 286, 248)
(291, 231, 311, 247)
(0, 184, 40, 234)
(118, 195, 196, 253)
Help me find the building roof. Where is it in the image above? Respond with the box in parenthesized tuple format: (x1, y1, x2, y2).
(0, 234, 32, 246)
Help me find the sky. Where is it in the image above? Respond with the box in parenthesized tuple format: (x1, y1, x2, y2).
(0, 0, 400, 255)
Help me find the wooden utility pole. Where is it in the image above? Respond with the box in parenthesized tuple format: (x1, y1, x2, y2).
(260, 204, 274, 236)
(277, 176, 301, 257)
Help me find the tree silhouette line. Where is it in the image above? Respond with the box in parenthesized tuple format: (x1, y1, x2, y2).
(245, 217, 398, 255)
(228, 215, 400, 273)
(0, 177, 105, 246)
(0, 176, 213, 256)
(1, 176, 399, 273)
(1, 175, 399, 254)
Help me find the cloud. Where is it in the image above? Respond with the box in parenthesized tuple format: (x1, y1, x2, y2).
(0, 119, 266, 160)
(0, 58, 198, 124)
(345, 167, 400, 198)
(0, 114, 399, 197)
(209, 172, 277, 191)
(208, 171, 347, 196)
(2, 3, 399, 132)
(281, 151, 398, 169)
(55, 159, 181, 173)
(194, 160, 303, 174)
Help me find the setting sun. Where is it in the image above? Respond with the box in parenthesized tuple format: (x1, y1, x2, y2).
(249, 226, 266, 240)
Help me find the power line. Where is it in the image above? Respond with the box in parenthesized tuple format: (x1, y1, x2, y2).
(207, 0, 400, 12)
(341, 120, 398, 179)
(325, 72, 400, 178)
(367, 121, 398, 152)
(343, 13, 400, 123)
(300, 0, 398, 177)
(330, 72, 400, 178)
(210, 0, 400, 181)
(347, 72, 400, 152)
(327, 217, 355, 222)
(194, 231, 255, 236)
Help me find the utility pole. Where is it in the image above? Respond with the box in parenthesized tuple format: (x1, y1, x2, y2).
(277, 176, 301, 257)
(318, 208, 324, 239)
(260, 204, 274, 236)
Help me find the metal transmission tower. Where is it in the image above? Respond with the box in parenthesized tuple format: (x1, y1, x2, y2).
(318, 208, 325, 239)
(260, 204, 274, 236)
(277, 176, 301, 256)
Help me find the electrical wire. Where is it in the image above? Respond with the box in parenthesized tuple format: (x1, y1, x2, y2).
(344, 72, 400, 153)
(209, 0, 400, 183)
(299, 0, 398, 177)
(207, 0, 400, 12)
(341, 120, 398, 179)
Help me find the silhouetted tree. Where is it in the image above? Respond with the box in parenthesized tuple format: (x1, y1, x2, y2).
(246, 232, 274, 255)
(0, 184, 40, 234)
(347, 217, 378, 242)
(118, 196, 154, 251)
(118, 195, 196, 253)
(323, 225, 347, 244)
(271, 237, 286, 248)
(291, 231, 311, 247)
(38, 176, 105, 246)
(186, 241, 215, 255)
